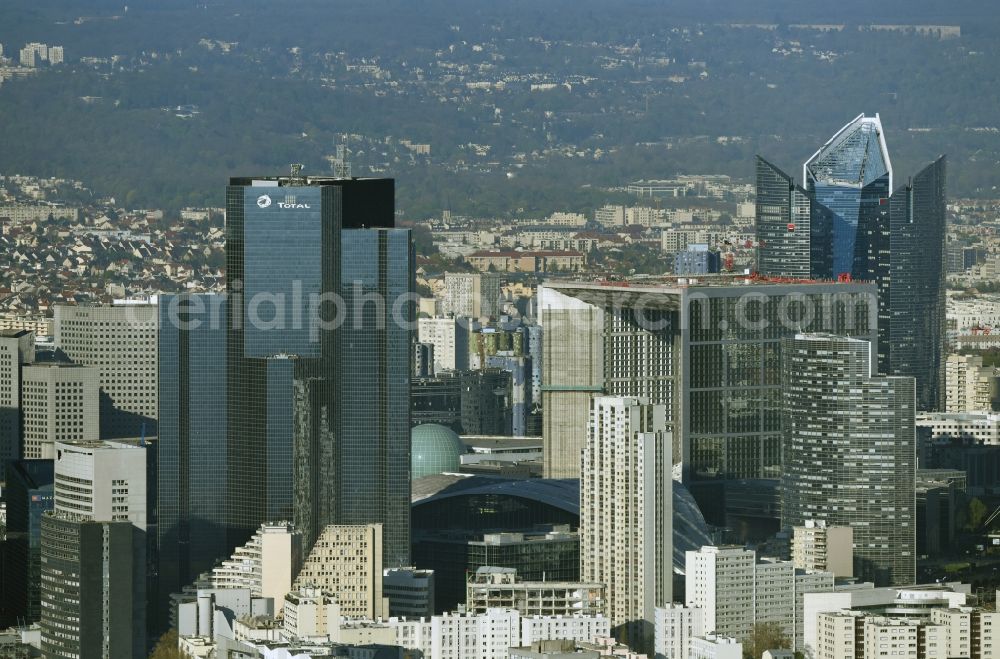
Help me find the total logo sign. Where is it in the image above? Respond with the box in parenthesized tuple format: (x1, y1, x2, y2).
(256, 194, 311, 210)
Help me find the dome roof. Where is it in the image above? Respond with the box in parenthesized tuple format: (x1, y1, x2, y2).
(411, 424, 465, 480)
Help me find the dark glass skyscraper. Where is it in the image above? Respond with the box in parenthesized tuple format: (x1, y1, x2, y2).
(156, 293, 228, 622)
(1, 459, 54, 626)
(758, 116, 946, 410)
(755, 157, 833, 279)
(804, 114, 893, 278)
(883, 157, 947, 411)
(225, 175, 411, 565)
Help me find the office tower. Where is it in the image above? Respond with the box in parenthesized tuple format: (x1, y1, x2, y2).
(781, 334, 916, 586)
(581, 396, 671, 650)
(1, 459, 53, 626)
(225, 175, 411, 566)
(755, 157, 833, 279)
(204, 521, 302, 615)
(340, 227, 413, 567)
(293, 524, 388, 619)
(444, 272, 502, 319)
(800, 115, 945, 409)
(418, 316, 469, 372)
(945, 354, 1000, 413)
(883, 157, 947, 411)
(540, 278, 878, 481)
(792, 521, 853, 578)
(21, 363, 99, 459)
(40, 440, 148, 658)
(384, 567, 435, 618)
(55, 302, 158, 439)
(0, 329, 34, 472)
(156, 293, 229, 621)
(803, 113, 893, 278)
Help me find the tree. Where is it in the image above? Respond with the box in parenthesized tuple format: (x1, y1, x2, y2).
(148, 630, 182, 659)
(744, 621, 791, 659)
(967, 497, 989, 530)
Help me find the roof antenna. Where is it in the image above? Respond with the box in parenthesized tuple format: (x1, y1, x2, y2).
(289, 163, 305, 186)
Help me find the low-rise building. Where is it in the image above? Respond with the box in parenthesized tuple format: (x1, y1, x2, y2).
(466, 567, 604, 616)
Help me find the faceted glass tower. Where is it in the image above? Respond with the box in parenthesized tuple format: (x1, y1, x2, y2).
(755, 157, 833, 279)
(804, 113, 893, 278)
(883, 158, 948, 411)
(225, 175, 411, 566)
(781, 334, 915, 587)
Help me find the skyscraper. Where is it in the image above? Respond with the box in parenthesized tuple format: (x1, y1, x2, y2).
(21, 363, 99, 459)
(1, 459, 53, 626)
(755, 157, 833, 280)
(781, 334, 916, 586)
(581, 396, 672, 651)
(225, 174, 411, 565)
(54, 302, 158, 438)
(882, 157, 947, 411)
(0, 329, 34, 473)
(758, 116, 946, 410)
(803, 113, 892, 278)
(540, 278, 878, 482)
(40, 440, 149, 658)
(156, 293, 228, 623)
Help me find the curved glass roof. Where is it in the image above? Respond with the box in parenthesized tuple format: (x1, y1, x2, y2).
(411, 473, 714, 572)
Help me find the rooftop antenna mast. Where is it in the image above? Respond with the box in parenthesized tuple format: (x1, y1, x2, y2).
(289, 163, 305, 186)
(333, 134, 352, 178)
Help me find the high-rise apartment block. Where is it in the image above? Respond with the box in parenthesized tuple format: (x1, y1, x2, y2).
(781, 334, 916, 586)
(581, 396, 671, 650)
(55, 302, 158, 438)
(684, 546, 834, 648)
(945, 354, 1000, 412)
(204, 521, 302, 615)
(0, 329, 34, 471)
(654, 604, 705, 659)
(792, 520, 853, 578)
(225, 175, 411, 567)
(418, 316, 470, 372)
(40, 440, 149, 658)
(540, 278, 877, 482)
(444, 272, 502, 319)
(814, 608, 1000, 659)
(293, 523, 388, 620)
(21, 363, 99, 459)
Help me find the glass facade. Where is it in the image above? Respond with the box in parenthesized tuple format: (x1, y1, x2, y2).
(804, 114, 892, 277)
(156, 294, 228, 623)
(755, 157, 833, 279)
(780, 334, 916, 586)
(884, 157, 947, 411)
(1, 460, 54, 626)
(683, 287, 877, 481)
(225, 178, 411, 567)
(340, 228, 413, 567)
